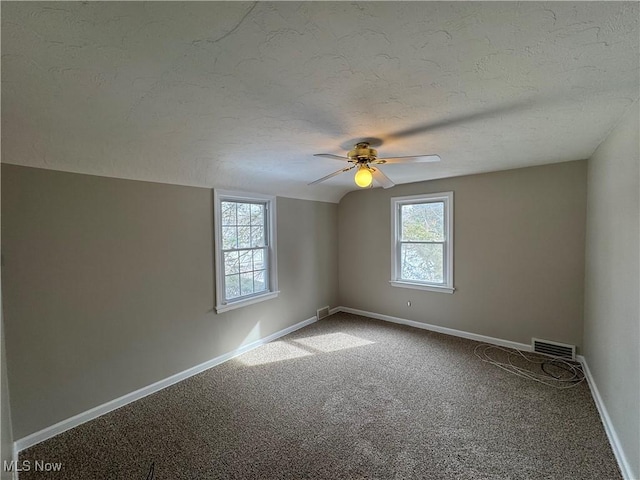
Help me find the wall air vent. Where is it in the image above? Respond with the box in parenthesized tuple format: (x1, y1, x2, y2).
(532, 338, 576, 360)
(316, 306, 330, 320)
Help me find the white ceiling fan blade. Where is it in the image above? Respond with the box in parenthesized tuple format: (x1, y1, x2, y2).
(374, 154, 441, 164)
(313, 153, 348, 161)
(371, 167, 395, 189)
(308, 165, 355, 186)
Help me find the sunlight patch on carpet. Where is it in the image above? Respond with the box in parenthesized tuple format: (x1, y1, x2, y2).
(237, 332, 375, 366)
(237, 341, 313, 366)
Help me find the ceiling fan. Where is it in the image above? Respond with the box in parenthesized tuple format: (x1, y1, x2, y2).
(309, 142, 441, 189)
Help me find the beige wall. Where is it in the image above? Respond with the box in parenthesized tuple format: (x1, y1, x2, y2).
(338, 161, 587, 349)
(584, 102, 639, 478)
(1, 165, 338, 439)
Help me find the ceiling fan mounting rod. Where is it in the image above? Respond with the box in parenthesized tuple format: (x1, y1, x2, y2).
(348, 142, 377, 162)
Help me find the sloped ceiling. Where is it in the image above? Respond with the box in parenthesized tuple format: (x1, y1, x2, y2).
(2, 2, 638, 203)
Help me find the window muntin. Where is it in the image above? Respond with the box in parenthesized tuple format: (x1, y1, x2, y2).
(391, 192, 454, 293)
(214, 191, 278, 312)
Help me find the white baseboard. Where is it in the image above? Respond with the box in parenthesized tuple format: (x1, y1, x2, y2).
(14, 315, 318, 453)
(580, 357, 635, 480)
(332, 306, 532, 351)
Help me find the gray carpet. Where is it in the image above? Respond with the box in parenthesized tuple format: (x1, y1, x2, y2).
(19, 313, 621, 479)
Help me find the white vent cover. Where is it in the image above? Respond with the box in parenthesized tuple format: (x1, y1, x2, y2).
(532, 338, 576, 360)
(316, 306, 330, 320)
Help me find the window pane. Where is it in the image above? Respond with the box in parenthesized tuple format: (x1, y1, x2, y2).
(237, 226, 251, 248)
(221, 202, 236, 226)
(225, 274, 240, 299)
(238, 250, 253, 273)
(237, 203, 251, 225)
(254, 270, 266, 292)
(253, 249, 265, 270)
(250, 203, 264, 227)
(251, 226, 265, 247)
(401, 243, 444, 283)
(401, 202, 444, 242)
(224, 251, 239, 275)
(240, 272, 254, 296)
(222, 226, 237, 250)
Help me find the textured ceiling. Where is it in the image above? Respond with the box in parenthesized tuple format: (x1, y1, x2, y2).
(2, 2, 638, 203)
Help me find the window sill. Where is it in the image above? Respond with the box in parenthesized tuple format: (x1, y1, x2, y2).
(389, 281, 455, 294)
(215, 291, 280, 313)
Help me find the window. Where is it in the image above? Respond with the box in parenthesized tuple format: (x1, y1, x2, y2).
(214, 190, 278, 313)
(390, 192, 454, 293)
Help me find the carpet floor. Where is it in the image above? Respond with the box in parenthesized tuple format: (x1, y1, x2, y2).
(19, 313, 621, 479)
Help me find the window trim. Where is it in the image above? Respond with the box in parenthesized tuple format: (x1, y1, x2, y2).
(214, 189, 279, 313)
(390, 192, 455, 294)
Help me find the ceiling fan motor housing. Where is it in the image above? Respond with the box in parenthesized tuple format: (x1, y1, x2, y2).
(348, 142, 377, 164)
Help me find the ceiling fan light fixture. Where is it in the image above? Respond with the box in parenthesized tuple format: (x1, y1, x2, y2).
(354, 165, 373, 188)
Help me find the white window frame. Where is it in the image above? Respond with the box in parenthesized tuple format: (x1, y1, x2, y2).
(214, 190, 279, 313)
(390, 192, 455, 294)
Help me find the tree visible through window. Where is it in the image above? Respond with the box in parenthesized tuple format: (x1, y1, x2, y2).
(391, 192, 454, 293)
(221, 200, 268, 300)
(400, 202, 445, 283)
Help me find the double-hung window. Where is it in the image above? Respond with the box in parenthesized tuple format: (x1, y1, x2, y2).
(214, 190, 278, 313)
(390, 192, 454, 293)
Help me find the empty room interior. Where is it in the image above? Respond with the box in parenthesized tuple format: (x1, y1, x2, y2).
(1, 2, 639, 479)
